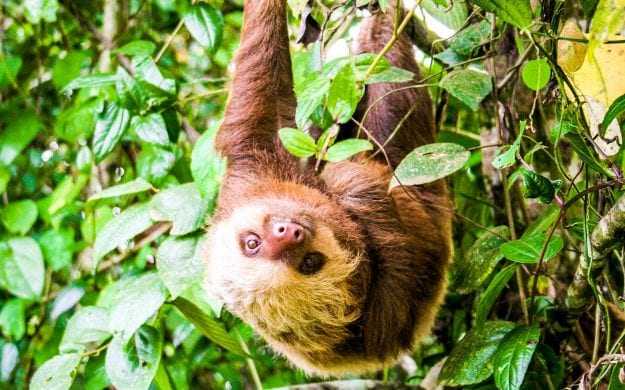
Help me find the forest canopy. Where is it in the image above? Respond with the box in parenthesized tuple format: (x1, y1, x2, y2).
(1, 0, 625, 388)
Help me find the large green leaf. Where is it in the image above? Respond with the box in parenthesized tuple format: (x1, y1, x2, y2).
(601, 93, 625, 135)
(452, 226, 510, 294)
(1, 199, 38, 235)
(172, 297, 248, 357)
(149, 183, 210, 235)
(521, 58, 551, 91)
(475, 264, 518, 325)
(324, 139, 373, 162)
(391, 143, 470, 188)
(38, 228, 74, 271)
(500, 234, 564, 264)
(132, 114, 170, 146)
(0, 56, 22, 91)
(62, 73, 118, 93)
(421, 0, 469, 29)
(440, 321, 515, 386)
(469, 0, 533, 29)
(451, 20, 491, 56)
(0, 112, 41, 166)
(493, 324, 540, 390)
(327, 62, 363, 124)
(92, 202, 154, 266)
(156, 237, 204, 299)
(0, 299, 26, 340)
(109, 273, 167, 342)
(87, 178, 153, 204)
(30, 350, 83, 390)
(105, 326, 162, 390)
(588, 0, 625, 59)
(93, 102, 131, 163)
(60, 307, 111, 353)
(278, 127, 318, 158)
(184, 3, 224, 53)
(0, 238, 45, 299)
(439, 67, 492, 111)
(191, 127, 227, 199)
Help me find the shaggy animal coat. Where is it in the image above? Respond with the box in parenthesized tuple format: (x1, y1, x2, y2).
(205, 0, 452, 376)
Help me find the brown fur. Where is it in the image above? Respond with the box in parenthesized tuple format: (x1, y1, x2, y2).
(204, 0, 452, 376)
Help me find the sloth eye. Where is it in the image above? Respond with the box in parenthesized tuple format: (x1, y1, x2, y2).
(298, 252, 325, 275)
(241, 234, 261, 256)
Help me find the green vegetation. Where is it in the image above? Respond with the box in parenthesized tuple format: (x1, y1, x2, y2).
(1, 0, 625, 388)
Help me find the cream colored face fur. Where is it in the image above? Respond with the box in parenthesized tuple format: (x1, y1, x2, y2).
(204, 199, 365, 370)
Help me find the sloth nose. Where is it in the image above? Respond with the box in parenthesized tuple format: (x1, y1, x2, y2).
(266, 221, 305, 257)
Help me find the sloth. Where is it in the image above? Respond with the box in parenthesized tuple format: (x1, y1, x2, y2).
(204, 0, 452, 377)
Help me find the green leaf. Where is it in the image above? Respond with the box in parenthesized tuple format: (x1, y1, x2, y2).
(38, 228, 74, 271)
(114, 40, 157, 56)
(105, 326, 162, 390)
(84, 353, 110, 390)
(172, 297, 249, 357)
(54, 97, 102, 143)
(278, 128, 318, 158)
(0, 299, 26, 340)
(421, 0, 469, 29)
(87, 178, 153, 204)
(1, 200, 38, 235)
(191, 127, 227, 199)
(62, 73, 118, 93)
(366, 67, 415, 84)
(391, 143, 470, 188)
(493, 324, 540, 390)
(565, 131, 613, 176)
(323, 139, 373, 162)
(52, 51, 88, 89)
(588, 0, 625, 59)
(475, 264, 519, 325)
(521, 203, 560, 238)
(116, 67, 147, 111)
(93, 102, 131, 163)
(184, 3, 224, 53)
(327, 62, 363, 123)
(92, 202, 154, 266)
(149, 183, 210, 235)
(500, 234, 564, 264)
(0, 165, 10, 195)
(440, 321, 515, 386)
(132, 55, 176, 99)
(157, 237, 204, 299)
(493, 121, 525, 169)
(50, 285, 84, 320)
(295, 75, 331, 128)
(48, 174, 89, 215)
(60, 307, 111, 353)
(132, 114, 170, 146)
(434, 47, 467, 66)
(439, 67, 492, 111)
(0, 56, 22, 91)
(469, 0, 533, 29)
(30, 351, 83, 390)
(23, 0, 59, 24)
(109, 272, 167, 341)
(136, 144, 176, 186)
(0, 112, 41, 166)
(521, 58, 551, 91)
(452, 226, 510, 294)
(0, 238, 45, 299)
(451, 20, 491, 56)
(601, 93, 625, 135)
(520, 169, 560, 203)
(1, 343, 19, 382)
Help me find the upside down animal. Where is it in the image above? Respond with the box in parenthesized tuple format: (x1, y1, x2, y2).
(205, 0, 452, 376)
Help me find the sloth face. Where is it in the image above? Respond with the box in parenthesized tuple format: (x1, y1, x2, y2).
(204, 196, 367, 367)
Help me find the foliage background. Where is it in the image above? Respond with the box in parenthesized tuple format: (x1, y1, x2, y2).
(1, 0, 625, 388)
